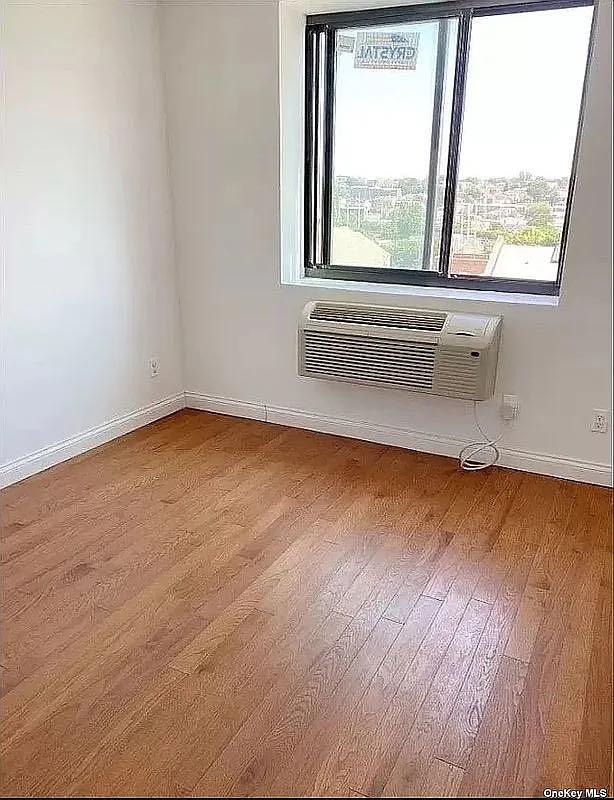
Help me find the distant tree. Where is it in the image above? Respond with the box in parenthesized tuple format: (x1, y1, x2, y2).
(525, 178, 557, 203)
(479, 220, 559, 249)
(505, 225, 560, 247)
(526, 202, 555, 228)
(390, 203, 426, 239)
(388, 237, 423, 268)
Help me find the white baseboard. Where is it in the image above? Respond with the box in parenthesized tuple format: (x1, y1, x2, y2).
(184, 391, 266, 422)
(185, 392, 612, 487)
(0, 393, 186, 488)
(3, 391, 610, 489)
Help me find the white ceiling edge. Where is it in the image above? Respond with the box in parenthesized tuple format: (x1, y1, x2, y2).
(156, 1, 281, 6)
(283, 0, 431, 12)
(154, 0, 430, 10)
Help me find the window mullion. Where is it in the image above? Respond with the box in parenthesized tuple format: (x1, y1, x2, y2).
(304, 28, 317, 268)
(438, 10, 472, 277)
(322, 28, 336, 266)
(422, 19, 451, 272)
(314, 30, 324, 264)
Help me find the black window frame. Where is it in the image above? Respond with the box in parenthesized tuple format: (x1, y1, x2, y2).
(304, 0, 596, 295)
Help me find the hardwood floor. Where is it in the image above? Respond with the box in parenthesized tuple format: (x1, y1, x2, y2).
(1, 409, 611, 798)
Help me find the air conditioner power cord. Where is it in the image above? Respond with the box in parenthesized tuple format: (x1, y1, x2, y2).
(459, 400, 503, 471)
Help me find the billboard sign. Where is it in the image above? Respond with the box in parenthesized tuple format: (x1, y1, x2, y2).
(354, 32, 420, 70)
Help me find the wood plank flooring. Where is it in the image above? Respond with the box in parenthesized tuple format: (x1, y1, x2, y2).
(1, 409, 611, 797)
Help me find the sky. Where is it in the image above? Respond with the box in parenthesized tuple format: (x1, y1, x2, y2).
(333, 4, 594, 181)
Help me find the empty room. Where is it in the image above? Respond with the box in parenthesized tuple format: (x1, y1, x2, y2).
(1, 0, 612, 797)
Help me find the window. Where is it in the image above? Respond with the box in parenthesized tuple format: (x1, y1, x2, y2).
(304, 0, 595, 294)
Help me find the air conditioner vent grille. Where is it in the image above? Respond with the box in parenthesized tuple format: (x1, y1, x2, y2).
(302, 330, 436, 392)
(433, 350, 481, 398)
(310, 303, 447, 332)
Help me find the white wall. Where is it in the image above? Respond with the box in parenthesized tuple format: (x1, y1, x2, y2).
(1, 0, 184, 482)
(160, 0, 612, 485)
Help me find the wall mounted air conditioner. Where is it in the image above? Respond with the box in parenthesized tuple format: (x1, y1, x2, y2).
(299, 302, 502, 401)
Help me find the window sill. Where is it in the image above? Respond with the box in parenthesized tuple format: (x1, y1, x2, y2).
(282, 275, 560, 307)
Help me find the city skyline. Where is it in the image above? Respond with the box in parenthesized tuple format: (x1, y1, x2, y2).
(332, 169, 568, 277)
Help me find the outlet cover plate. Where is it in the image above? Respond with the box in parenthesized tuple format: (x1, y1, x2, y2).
(591, 409, 610, 434)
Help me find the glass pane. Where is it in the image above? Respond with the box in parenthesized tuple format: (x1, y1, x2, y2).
(331, 18, 458, 271)
(450, 6, 593, 282)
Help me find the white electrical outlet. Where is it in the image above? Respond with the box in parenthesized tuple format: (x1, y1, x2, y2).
(149, 358, 160, 378)
(501, 394, 520, 421)
(591, 409, 609, 434)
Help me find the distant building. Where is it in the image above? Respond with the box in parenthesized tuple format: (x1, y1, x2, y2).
(488, 243, 558, 281)
(452, 238, 558, 281)
(332, 227, 391, 268)
(450, 253, 489, 275)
